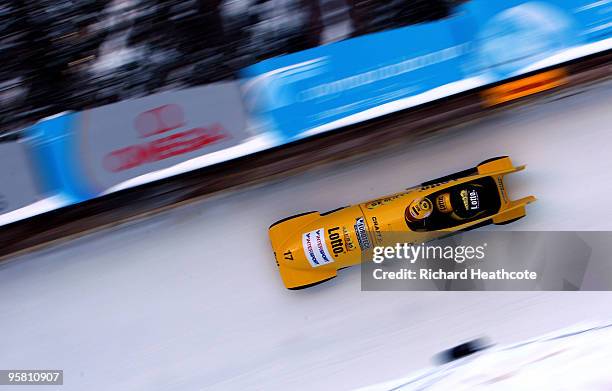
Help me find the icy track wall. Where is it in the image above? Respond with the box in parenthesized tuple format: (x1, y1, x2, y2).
(1, 0, 610, 227)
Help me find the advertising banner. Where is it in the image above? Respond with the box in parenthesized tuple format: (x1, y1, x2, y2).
(27, 82, 255, 201)
(459, 0, 612, 79)
(242, 18, 473, 141)
(242, 0, 611, 141)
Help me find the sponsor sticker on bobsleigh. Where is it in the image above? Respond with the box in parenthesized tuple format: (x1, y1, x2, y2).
(302, 228, 334, 268)
(354, 217, 371, 250)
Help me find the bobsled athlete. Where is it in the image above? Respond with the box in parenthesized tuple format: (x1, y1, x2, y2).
(406, 182, 490, 225)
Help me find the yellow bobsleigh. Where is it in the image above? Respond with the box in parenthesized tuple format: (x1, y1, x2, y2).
(269, 156, 535, 289)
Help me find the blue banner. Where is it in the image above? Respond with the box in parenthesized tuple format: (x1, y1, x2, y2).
(242, 0, 611, 141)
(26, 112, 94, 203)
(242, 18, 472, 141)
(459, 0, 611, 80)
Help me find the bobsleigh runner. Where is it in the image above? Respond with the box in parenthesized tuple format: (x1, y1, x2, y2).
(269, 156, 536, 289)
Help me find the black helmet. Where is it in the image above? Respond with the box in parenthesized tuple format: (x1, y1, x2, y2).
(436, 184, 485, 220)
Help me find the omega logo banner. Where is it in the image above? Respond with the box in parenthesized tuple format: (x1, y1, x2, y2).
(71, 82, 249, 195)
(102, 104, 227, 173)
